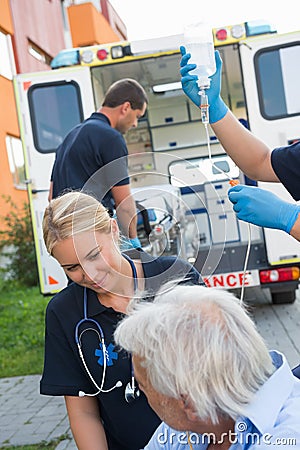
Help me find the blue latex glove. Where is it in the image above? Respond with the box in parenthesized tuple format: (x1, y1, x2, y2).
(228, 184, 300, 233)
(179, 46, 228, 123)
(129, 237, 142, 248)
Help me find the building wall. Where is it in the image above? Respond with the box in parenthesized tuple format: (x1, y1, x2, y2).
(0, 0, 13, 33)
(0, 0, 126, 226)
(9, 0, 66, 73)
(0, 0, 25, 219)
(101, 0, 127, 40)
(68, 2, 125, 47)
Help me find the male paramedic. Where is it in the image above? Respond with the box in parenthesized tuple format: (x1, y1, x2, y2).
(180, 47, 300, 242)
(49, 78, 148, 249)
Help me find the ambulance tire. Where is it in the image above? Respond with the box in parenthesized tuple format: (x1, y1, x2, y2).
(271, 290, 296, 304)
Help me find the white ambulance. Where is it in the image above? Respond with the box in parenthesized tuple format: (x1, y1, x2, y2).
(13, 20, 300, 302)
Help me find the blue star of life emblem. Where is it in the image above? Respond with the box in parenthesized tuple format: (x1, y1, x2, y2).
(95, 342, 118, 366)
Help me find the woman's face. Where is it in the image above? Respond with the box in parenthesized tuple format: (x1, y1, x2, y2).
(52, 220, 122, 294)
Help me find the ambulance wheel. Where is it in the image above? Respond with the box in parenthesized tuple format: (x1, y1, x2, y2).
(271, 290, 296, 304)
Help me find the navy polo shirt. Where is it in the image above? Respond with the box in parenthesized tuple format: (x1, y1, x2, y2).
(40, 251, 203, 450)
(51, 113, 129, 211)
(271, 141, 300, 201)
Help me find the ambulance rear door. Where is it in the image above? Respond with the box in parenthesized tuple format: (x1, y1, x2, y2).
(14, 66, 95, 294)
(239, 30, 300, 265)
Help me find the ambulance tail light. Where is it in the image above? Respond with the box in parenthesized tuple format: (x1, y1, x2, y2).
(96, 49, 108, 61)
(215, 28, 228, 41)
(111, 44, 132, 59)
(259, 267, 300, 284)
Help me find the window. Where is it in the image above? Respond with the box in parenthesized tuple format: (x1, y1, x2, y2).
(28, 41, 52, 66)
(6, 136, 26, 189)
(0, 31, 15, 80)
(255, 43, 300, 120)
(28, 81, 84, 153)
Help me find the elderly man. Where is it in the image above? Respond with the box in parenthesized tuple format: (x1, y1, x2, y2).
(115, 284, 300, 449)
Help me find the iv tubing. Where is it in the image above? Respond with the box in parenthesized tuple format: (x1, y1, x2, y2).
(203, 121, 251, 304)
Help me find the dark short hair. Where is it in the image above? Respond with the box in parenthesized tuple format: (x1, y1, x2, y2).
(102, 78, 148, 110)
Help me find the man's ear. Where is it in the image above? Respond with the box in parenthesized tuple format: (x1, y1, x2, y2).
(121, 101, 131, 114)
(180, 395, 199, 422)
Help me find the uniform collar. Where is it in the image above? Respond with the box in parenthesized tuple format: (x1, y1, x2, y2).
(90, 111, 111, 126)
(81, 287, 108, 317)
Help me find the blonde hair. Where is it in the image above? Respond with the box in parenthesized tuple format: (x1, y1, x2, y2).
(43, 191, 112, 255)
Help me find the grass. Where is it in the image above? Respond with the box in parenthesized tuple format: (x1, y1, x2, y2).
(0, 281, 69, 449)
(0, 280, 52, 378)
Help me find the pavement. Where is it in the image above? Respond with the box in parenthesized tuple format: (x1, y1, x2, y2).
(1, 290, 300, 449)
(0, 375, 75, 449)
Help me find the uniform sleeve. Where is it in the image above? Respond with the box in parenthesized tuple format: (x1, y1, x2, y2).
(183, 262, 205, 286)
(148, 256, 205, 294)
(271, 143, 300, 201)
(165, 257, 205, 287)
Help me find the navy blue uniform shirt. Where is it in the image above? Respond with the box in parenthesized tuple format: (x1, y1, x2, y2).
(271, 141, 300, 201)
(51, 112, 129, 211)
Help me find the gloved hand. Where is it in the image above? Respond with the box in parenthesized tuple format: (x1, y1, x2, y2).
(179, 46, 228, 123)
(129, 237, 142, 248)
(228, 184, 300, 233)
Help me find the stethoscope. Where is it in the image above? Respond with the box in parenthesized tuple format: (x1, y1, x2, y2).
(75, 253, 140, 403)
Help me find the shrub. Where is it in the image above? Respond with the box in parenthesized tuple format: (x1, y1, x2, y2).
(0, 196, 38, 286)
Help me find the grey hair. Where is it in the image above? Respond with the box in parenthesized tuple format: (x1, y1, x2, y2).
(114, 283, 274, 424)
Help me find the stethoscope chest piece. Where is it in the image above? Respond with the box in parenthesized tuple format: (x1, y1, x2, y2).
(125, 377, 140, 403)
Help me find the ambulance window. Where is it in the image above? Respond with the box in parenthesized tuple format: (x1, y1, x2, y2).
(255, 43, 300, 120)
(28, 81, 83, 153)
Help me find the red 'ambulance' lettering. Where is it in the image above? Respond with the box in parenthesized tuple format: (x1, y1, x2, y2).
(227, 274, 236, 287)
(214, 275, 224, 287)
(203, 272, 250, 288)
